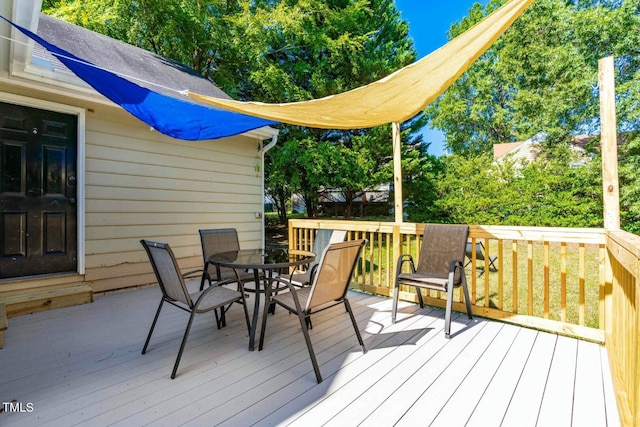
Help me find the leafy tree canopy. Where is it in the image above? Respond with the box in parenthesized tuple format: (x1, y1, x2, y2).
(426, 0, 639, 155)
(421, 0, 639, 232)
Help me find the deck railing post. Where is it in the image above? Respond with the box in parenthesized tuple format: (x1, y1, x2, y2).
(599, 56, 620, 231)
(392, 223, 401, 287)
(392, 122, 403, 224)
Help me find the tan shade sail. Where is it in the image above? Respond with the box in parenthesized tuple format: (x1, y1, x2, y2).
(187, 0, 534, 129)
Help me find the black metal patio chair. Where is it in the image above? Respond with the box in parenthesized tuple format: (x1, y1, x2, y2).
(391, 224, 472, 338)
(196, 228, 254, 290)
(265, 239, 367, 383)
(140, 239, 251, 379)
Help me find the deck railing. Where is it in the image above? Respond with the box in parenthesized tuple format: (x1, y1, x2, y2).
(604, 230, 640, 427)
(289, 219, 606, 340)
(288, 219, 639, 425)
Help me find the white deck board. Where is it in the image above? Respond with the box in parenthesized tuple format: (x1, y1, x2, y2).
(0, 283, 619, 426)
(283, 306, 439, 427)
(572, 339, 609, 427)
(464, 326, 538, 427)
(429, 323, 521, 427)
(536, 335, 577, 427)
(501, 331, 557, 427)
(395, 320, 505, 426)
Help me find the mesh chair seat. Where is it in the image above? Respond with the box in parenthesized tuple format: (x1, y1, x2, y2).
(395, 272, 451, 289)
(188, 286, 246, 313)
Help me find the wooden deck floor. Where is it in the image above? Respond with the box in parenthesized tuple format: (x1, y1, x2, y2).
(0, 281, 620, 426)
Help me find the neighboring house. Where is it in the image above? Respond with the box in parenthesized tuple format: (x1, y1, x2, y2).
(0, 2, 277, 310)
(319, 185, 391, 217)
(493, 132, 591, 168)
(270, 185, 391, 217)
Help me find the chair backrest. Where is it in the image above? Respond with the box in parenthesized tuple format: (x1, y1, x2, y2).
(307, 229, 347, 271)
(199, 228, 241, 278)
(140, 240, 191, 306)
(416, 224, 469, 283)
(305, 239, 366, 310)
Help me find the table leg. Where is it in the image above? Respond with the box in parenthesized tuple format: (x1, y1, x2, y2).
(248, 268, 262, 351)
(258, 271, 273, 351)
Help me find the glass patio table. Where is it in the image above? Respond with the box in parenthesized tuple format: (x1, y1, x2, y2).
(208, 248, 315, 351)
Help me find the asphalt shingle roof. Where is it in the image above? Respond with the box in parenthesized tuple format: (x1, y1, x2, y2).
(36, 13, 230, 101)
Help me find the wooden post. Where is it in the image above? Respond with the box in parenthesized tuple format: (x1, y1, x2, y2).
(599, 56, 620, 230)
(599, 58, 628, 425)
(392, 122, 403, 288)
(392, 122, 403, 224)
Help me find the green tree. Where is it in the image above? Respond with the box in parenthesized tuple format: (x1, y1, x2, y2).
(401, 125, 446, 223)
(434, 153, 507, 225)
(434, 151, 603, 228)
(234, 0, 422, 219)
(43, 0, 245, 92)
(427, 0, 639, 155)
(264, 144, 296, 225)
(426, 0, 639, 231)
(619, 130, 640, 234)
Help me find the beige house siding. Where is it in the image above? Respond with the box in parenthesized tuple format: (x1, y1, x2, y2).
(0, 2, 275, 298)
(83, 110, 265, 292)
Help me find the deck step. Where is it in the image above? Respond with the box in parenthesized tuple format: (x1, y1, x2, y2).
(0, 284, 94, 318)
(0, 284, 93, 349)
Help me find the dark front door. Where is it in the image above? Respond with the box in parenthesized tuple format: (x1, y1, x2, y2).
(0, 102, 78, 279)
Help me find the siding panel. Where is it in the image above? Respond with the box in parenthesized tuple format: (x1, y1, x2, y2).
(83, 111, 266, 289)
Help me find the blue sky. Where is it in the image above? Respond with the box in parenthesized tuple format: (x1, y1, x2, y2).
(394, 1, 490, 156)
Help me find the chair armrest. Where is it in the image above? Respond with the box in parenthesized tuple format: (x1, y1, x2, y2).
(181, 268, 204, 279)
(308, 264, 319, 284)
(396, 254, 416, 276)
(448, 259, 465, 283)
(449, 259, 464, 270)
(276, 278, 306, 314)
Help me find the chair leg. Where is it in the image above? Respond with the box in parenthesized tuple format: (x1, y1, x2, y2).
(415, 286, 424, 308)
(218, 304, 229, 328)
(391, 278, 401, 323)
(240, 294, 251, 335)
(258, 281, 273, 351)
(171, 310, 198, 379)
(344, 299, 366, 353)
(444, 284, 455, 339)
(461, 276, 473, 320)
(297, 310, 322, 383)
(258, 299, 269, 351)
(214, 308, 222, 329)
(199, 271, 209, 291)
(142, 299, 164, 354)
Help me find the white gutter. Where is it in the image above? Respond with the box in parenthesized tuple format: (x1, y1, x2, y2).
(260, 132, 279, 248)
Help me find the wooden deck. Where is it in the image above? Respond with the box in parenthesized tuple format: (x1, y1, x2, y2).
(0, 281, 620, 426)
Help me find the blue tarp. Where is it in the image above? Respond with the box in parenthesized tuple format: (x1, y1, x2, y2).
(1, 16, 278, 140)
